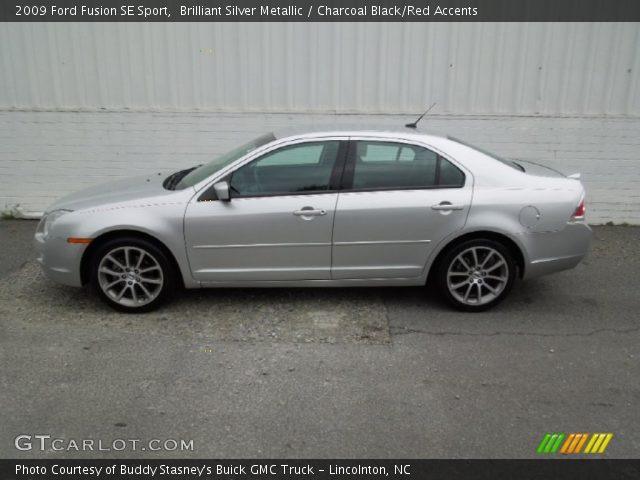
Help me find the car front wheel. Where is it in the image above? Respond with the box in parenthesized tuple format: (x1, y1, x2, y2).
(437, 239, 516, 312)
(90, 237, 175, 313)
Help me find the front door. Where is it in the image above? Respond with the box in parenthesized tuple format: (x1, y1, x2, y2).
(185, 139, 346, 282)
(331, 139, 473, 279)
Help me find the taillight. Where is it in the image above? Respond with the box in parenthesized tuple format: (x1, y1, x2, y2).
(573, 198, 586, 219)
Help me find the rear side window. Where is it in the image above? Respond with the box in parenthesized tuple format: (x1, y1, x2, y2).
(349, 141, 464, 190)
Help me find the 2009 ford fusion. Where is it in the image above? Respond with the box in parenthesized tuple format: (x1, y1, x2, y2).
(35, 127, 591, 313)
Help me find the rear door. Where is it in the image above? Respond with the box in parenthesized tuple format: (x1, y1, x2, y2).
(331, 138, 473, 279)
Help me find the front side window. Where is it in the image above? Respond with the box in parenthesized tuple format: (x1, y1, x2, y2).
(350, 141, 464, 190)
(230, 141, 340, 197)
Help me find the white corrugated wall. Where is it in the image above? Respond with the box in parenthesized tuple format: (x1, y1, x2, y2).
(2, 22, 639, 114)
(0, 22, 639, 222)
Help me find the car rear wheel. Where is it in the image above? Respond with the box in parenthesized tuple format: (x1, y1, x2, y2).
(90, 237, 175, 313)
(437, 239, 516, 312)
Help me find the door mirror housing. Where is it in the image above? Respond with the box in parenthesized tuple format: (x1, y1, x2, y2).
(214, 181, 230, 201)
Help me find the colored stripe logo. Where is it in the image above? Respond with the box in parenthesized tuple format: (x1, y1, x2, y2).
(537, 433, 613, 454)
(583, 433, 614, 454)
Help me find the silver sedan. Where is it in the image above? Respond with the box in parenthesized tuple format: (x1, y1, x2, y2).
(34, 128, 591, 313)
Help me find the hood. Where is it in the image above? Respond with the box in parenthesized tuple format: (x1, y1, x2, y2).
(46, 172, 175, 213)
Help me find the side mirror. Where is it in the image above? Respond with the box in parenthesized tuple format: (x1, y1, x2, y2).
(213, 181, 230, 201)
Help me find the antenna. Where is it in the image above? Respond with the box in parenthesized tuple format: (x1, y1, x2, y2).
(405, 102, 436, 129)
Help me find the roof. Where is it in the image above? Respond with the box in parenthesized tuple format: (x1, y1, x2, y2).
(273, 123, 448, 141)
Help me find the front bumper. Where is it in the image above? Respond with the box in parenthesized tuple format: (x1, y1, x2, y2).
(34, 232, 85, 287)
(521, 222, 592, 279)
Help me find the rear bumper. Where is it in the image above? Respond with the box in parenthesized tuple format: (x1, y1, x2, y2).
(34, 232, 85, 287)
(521, 222, 592, 280)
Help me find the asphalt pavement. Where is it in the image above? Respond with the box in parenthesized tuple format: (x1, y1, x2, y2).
(0, 220, 638, 458)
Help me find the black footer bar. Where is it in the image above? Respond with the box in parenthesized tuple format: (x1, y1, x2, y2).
(2, 459, 640, 480)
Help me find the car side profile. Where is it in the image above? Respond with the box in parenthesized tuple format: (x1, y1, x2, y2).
(34, 127, 592, 313)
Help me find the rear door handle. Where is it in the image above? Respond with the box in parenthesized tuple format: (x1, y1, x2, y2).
(431, 202, 464, 211)
(293, 208, 327, 216)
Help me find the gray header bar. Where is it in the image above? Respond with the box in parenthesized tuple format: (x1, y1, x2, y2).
(2, 0, 640, 22)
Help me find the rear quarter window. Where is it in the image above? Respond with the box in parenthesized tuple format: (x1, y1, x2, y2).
(439, 157, 465, 187)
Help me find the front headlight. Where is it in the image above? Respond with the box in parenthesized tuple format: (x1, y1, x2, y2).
(39, 209, 72, 238)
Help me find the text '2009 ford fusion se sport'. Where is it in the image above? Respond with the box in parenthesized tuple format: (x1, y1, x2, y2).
(34, 126, 591, 313)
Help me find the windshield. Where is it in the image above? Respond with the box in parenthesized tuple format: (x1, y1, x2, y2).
(175, 133, 276, 189)
(447, 136, 525, 172)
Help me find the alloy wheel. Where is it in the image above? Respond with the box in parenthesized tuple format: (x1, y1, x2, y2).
(97, 246, 164, 308)
(446, 246, 509, 307)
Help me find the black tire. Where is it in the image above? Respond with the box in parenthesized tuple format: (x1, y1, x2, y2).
(90, 236, 176, 313)
(436, 238, 516, 312)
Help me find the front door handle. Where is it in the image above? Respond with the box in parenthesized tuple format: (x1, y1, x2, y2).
(431, 202, 464, 211)
(293, 208, 327, 217)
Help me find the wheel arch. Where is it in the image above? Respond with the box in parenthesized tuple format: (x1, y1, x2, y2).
(80, 229, 185, 288)
(426, 230, 526, 285)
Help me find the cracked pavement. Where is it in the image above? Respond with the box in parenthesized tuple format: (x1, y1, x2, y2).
(0, 220, 638, 458)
